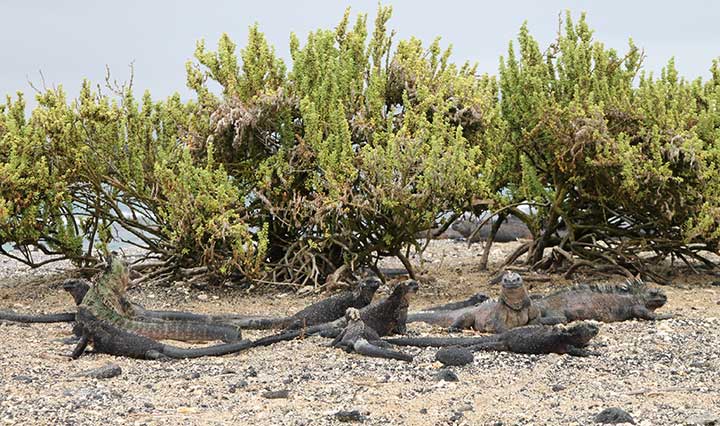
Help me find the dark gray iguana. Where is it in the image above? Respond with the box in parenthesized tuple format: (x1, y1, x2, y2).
(330, 308, 414, 362)
(386, 322, 600, 356)
(533, 280, 670, 323)
(407, 272, 547, 333)
(0, 278, 90, 324)
(251, 279, 420, 348)
(123, 277, 381, 330)
(419, 292, 489, 312)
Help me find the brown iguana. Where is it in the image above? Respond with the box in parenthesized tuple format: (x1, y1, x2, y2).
(251, 279, 420, 348)
(386, 322, 600, 356)
(330, 308, 414, 362)
(407, 272, 545, 333)
(533, 280, 670, 323)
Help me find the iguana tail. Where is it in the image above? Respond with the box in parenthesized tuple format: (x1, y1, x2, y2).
(251, 320, 345, 348)
(120, 317, 243, 343)
(224, 316, 292, 330)
(353, 339, 414, 362)
(421, 293, 489, 312)
(133, 307, 292, 330)
(0, 310, 76, 323)
(150, 339, 254, 359)
(405, 311, 453, 325)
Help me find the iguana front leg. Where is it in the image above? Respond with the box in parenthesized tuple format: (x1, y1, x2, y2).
(632, 306, 673, 321)
(448, 312, 474, 332)
(71, 334, 89, 359)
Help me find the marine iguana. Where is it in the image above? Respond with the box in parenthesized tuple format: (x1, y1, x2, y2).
(244, 277, 382, 330)
(251, 279, 420, 348)
(71, 256, 257, 359)
(386, 322, 600, 356)
(69, 257, 244, 344)
(330, 308, 414, 362)
(407, 272, 544, 333)
(533, 280, 670, 323)
(72, 306, 253, 359)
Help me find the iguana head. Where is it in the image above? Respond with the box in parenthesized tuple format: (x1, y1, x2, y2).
(390, 279, 420, 300)
(401, 279, 420, 295)
(61, 278, 91, 305)
(357, 277, 382, 298)
(345, 307, 361, 322)
(623, 279, 667, 310)
(468, 292, 489, 305)
(562, 321, 600, 347)
(499, 272, 530, 311)
(641, 287, 667, 310)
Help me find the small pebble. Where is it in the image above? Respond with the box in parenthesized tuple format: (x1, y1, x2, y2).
(435, 369, 459, 382)
(262, 389, 290, 399)
(334, 410, 364, 422)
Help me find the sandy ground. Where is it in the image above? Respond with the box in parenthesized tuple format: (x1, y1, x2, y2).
(0, 240, 719, 426)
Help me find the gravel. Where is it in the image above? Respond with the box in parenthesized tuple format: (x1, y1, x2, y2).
(594, 407, 636, 424)
(78, 363, 123, 379)
(1, 241, 719, 425)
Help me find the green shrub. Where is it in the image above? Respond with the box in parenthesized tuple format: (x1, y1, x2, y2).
(498, 12, 720, 278)
(1, 8, 718, 286)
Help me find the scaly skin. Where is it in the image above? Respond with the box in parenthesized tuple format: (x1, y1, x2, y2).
(534, 281, 669, 323)
(386, 322, 600, 356)
(76, 257, 243, 343)
(73, 307, 253, 360)
(63, 277, 381, 331)
(251, 280, 420, 348)
(71, 256, 257, 360)
(330, 308, 414, 362)
(407, 272, 544, 333)
(0, 311, 75, 323)
(420, 292, 489, 312)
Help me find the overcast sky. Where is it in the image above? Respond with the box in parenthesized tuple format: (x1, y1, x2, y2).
(2, 1, 719, 109)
